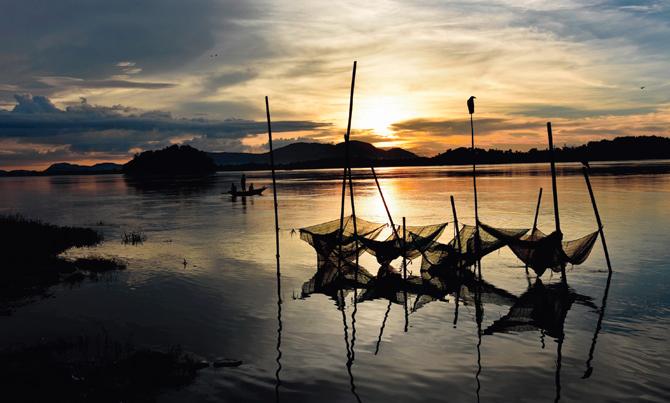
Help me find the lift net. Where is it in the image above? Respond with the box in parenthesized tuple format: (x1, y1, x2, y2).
(300, 215, 386, 265)
(359, 222, 448, 265)
(479, 223, 599, 276)
(421, 224, 529, 271)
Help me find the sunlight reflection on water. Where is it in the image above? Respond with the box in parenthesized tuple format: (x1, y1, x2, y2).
(1, 161, 669, 402)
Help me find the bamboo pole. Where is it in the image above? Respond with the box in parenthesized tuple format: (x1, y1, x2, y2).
(546, 122, 566, 284)
(547, 123, 561, 233)
(336, 62, 357, 274)
(371, 166, 401, 240)
(582, 163, 612, 273)
(403, 216, 409, 332)
(335, 167, 348, 274)
(344, 63, 359, 279)
(266, 96, 282, 401)
(533, 187, 543, 232)
(525, 187, 543, 283)
(402, 217, 408, 280)
(266, 97, 280, 275)
(450, 195, 462, 326)
(470, 111, 480, 254)
(450, 195, 462, 253)
(469, 99, 482, 279)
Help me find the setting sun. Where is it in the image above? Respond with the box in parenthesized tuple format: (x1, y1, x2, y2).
(356, 96, 415, 137)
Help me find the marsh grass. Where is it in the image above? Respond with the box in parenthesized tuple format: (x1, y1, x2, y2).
(0, 214, 126, 313)
(0, 214, 103, 264)
(0, 334, 204, 402)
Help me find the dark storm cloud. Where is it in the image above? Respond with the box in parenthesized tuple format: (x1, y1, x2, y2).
(0, 95, 330, 157)
(0, 0, 266, 100)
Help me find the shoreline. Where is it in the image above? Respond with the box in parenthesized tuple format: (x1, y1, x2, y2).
(2, 157, 670, 178)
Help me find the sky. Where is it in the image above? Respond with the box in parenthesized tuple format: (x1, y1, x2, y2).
(1, 0, 669, 170)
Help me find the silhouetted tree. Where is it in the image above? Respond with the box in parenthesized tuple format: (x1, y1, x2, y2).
(123, 144, 217, 175)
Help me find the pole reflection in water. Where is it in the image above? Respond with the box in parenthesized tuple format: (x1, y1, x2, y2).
(583, 269, 613, 379)
(348, 288, 363, 403)
(375, 300, 392, 355)
(474, 261, 483, 403)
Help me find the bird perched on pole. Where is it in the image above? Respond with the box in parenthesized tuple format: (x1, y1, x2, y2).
(467, 96, 476, 115)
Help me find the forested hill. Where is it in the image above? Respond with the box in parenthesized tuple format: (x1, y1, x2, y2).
(431, 136, 670, 165)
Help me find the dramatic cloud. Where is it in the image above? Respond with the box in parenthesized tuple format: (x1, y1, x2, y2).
(0, 95, 329, 169)
(1, 0, 670, 167)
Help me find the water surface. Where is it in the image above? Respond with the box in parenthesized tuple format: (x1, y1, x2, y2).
(1, 162, 669, 402)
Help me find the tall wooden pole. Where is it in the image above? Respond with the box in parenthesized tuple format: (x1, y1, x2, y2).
(403, 216, 409, 332)
(336, 167, 348, 274)
(371, 166, 401, 240)
(402, 217, 407, 280)
(582, 163, 612, 273)
(533, 187, 543, 232)
(266, 96, 282, 401)
(344, 62, 359, 278)
(266, 97, 280, 277)
(526, 187, 543, 283)
(470, 114, 480, 243)
(469, 101, 482, 279)
(547, 123, 561, 234)
(336, 62, 358, 274)
(450, 195, 462, 254)
(547, 122, 566, 284)
(450, 195, 462, 327)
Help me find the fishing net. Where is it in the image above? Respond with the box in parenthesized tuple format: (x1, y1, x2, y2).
(359, 222, 448, 265)
(300, 215, 386, 264)
(421, 224, 529, 272)
(479, 223, 599, 276)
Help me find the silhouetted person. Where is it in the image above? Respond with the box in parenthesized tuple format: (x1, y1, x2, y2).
(230, 183, 237, 194)
(240, 174, 246, 191)
(467, 96, 476, 115)
(248, 183, 254, 192)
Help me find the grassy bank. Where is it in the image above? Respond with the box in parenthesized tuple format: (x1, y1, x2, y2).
(0, 336, 206, 402)
(0, 214, 126, 313)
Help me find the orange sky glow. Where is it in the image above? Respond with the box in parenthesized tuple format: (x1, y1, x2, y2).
(1, 0, 669, 170)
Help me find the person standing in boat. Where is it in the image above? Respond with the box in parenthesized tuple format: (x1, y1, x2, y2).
(240, 174, 246, 191)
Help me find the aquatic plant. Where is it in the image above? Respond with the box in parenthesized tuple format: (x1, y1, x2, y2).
(122, 231, 147, 245)
(0, 214, 103, 264)
(0, 214, 126, 313)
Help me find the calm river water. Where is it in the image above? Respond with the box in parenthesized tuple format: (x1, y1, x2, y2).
(1, 162, 669, 402)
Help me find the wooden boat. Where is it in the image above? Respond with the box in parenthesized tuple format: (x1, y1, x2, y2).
(226, 186, 267, 197)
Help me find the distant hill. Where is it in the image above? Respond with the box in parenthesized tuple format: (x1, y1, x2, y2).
(432, 135, 670, 165)
(44, 162, 123, 175)
(2, 136, 670, 177)
(123, 144, 217, 175)
(208, 140, 419, 167)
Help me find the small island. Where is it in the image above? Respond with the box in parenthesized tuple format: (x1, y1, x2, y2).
(122, 144, 218, 176)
